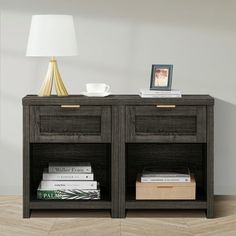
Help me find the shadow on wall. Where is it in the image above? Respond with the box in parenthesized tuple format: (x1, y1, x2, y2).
(214, 98, 236, 194)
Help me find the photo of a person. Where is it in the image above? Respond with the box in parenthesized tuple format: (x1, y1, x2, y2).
(150, 64, 173, 90)
(154, 69, 169, 87)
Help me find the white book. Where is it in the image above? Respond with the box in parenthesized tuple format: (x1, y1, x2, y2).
(142, 172, 190, 178)
(140, 89, 181, 95)
(142, 167, 190, 178)
(42, 168, 94, 181)
(140, 93, 182, 98)
(141, 176, 191, 183)
(48, 162, 92, 173)
(40, 180, 97, 190)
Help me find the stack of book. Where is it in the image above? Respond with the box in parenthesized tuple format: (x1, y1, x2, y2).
(136, 167, 196, 200)
(139, 89, 182, 98)
(140, 167, 191, 183)
(37, 162, 100, 200)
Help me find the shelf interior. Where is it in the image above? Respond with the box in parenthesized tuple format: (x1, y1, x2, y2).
(29, 199, 111, 209)
(125, 143, 207, 202)
(30, 143, 111, 202)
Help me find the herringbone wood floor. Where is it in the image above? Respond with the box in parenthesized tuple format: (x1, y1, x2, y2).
(0, 196, 236, 236)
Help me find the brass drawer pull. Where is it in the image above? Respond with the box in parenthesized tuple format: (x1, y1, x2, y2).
(157, 186, 174, 188)
(61, 105, 80, 108)
(156, 105, 176, 108)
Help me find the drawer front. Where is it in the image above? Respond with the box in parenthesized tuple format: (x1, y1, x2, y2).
(126, 105, 206, 143)
(30, 105, 111, 142)
(136, 185, 196, 200)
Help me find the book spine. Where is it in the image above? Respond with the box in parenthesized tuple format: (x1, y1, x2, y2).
(40, 181, 97, 190)
(43, 173, 94, 181)
(141, 177, 191, 182)
(48, 166, 92, 173)
(37, 189, 100, 200)
(142, 174, 190, 177)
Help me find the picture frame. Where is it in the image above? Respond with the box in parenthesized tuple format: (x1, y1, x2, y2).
(150, 64, 173, 90)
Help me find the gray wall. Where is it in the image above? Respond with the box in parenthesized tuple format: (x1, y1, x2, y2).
(0, 0, 236, 194)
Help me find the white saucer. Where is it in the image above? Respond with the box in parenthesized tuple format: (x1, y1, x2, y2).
(81, 91, 110, 97)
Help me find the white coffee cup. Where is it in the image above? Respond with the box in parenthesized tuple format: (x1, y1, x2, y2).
(86, 83, 110, 93)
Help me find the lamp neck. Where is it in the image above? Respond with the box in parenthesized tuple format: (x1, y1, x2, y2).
(50, 56, 56, 61)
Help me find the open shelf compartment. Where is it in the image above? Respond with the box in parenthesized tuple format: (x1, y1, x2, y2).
(125, 143, 207, 210)
(29, 143, 111, 208)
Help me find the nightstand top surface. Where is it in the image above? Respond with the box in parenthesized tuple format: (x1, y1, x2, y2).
(23, 94, 214, 106)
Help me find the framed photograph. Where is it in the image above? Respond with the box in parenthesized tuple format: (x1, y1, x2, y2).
(150, 64, 173, 90)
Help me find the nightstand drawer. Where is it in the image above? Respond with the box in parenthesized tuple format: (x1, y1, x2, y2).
(30, 105, 111, 142)
(126, 105, 206, 143)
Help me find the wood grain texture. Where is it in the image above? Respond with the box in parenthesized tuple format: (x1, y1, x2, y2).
(30, 105, 111, 143)
(136, 176, 196, 200)
(111, 106, 126, 218)
(23, 95, 214, 106)
(126, 200, 207, 209)
(23, 105, 30, 218)
(30, 201, 111, 209)
(126, 105, 206, 143)
(1, 196, 236, 236)
(206, 105, 214, 218)
(23, 95, 214, 218)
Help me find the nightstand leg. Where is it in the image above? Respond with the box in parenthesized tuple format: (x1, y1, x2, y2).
(111, 106, 126, 219)
(206, 207, 214, 218)
(23, 208, 31, 218)
(111, 208, 126, 218)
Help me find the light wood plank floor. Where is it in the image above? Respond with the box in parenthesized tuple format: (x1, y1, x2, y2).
(0, 196, 236, 236)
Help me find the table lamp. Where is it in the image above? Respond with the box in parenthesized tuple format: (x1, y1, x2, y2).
(26, 15, 78, 96)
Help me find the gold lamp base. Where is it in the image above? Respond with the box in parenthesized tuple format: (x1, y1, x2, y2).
(38, 57, 69, 97)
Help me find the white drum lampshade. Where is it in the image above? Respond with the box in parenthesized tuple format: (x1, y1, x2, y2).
(26, 15, 78, 96)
